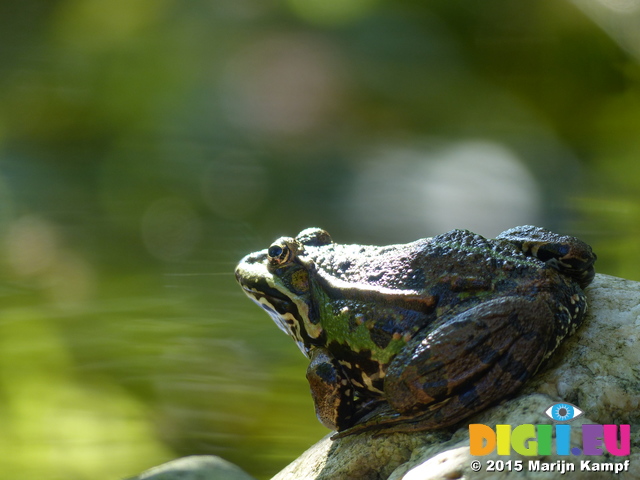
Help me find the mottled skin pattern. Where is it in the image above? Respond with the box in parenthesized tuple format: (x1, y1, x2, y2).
(235, 226, 596, 437)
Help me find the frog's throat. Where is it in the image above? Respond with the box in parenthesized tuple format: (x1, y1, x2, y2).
(252, 295, 308, 356)
(245, 280, 324, 358)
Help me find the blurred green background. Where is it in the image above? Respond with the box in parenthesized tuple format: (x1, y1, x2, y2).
(1, 0, 639, 478)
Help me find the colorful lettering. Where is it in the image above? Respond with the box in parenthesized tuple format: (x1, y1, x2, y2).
(469, 424, 496, 456)
(603, 424, 630, 456)
(468, 422, 630, 458)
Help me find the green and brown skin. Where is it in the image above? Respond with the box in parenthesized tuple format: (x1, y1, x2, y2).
(235, 226, 596, 437)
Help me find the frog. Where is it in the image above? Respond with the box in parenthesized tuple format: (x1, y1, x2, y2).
(234, 225, 596, 437)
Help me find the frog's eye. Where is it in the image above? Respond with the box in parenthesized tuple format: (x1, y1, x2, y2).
(268, 245, 284, 258)
(544, 403, 583, 422)
(296, 228, 332, 246)
(267, 238, 299, 266)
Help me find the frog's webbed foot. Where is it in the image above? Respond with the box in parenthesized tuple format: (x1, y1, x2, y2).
(331, 400, 454, 439)
(496, 225, 596, 288)
(336, 297, 555, 437)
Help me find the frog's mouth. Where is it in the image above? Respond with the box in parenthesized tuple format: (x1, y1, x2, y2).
(239, 281, 309, 355)
(235, 252, 297, 312)
(235, 263, 313, 356)
(235, 266, 297, 322)
(239, 281, 295, 316)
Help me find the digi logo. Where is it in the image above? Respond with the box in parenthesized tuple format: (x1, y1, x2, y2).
(544, 402, 583, 422)
(470, 401, 630, 457)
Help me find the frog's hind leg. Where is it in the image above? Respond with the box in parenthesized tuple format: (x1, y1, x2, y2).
(496, 225, 596, 289)
(335, 296, 555, 437)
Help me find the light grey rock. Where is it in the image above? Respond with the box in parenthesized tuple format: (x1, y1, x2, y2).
(271, 430, 442, 480)
(273, 274, 640, 480)
(130, 455, 256, 480)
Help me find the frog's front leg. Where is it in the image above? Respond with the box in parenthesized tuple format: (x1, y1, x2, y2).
(335, 296, 556, 437)
(306, 346, 356, 431)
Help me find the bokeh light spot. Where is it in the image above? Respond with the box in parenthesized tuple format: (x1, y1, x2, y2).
(345, 140, 542, 240)
(5, 216, 59, 277)
(220, 34, 344, 136)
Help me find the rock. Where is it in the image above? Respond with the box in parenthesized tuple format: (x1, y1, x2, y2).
(273, 274, 640, 480)
(129, 455, 256, 480)
(271, 430, 446, 480)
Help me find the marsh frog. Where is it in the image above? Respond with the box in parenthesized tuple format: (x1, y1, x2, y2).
(235, 226, 596, 437)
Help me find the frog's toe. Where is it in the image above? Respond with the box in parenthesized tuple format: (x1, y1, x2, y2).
(384, 297, 555, 426)
(497, 226, 596, 289)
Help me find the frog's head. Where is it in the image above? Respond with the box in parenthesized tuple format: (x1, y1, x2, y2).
(235, 228, 331, 355)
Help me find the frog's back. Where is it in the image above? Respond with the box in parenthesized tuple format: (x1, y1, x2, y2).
(422, 229, 544, 269)
(415, 228, 593, 349)
(418, 227, 595, 290)
(413, 229, 547, 291)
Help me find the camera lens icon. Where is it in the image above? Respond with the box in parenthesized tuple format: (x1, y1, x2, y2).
(545, 402, 583, 422)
